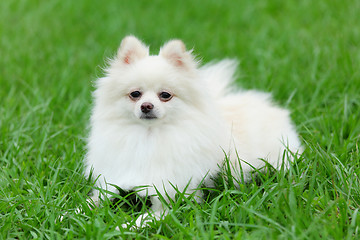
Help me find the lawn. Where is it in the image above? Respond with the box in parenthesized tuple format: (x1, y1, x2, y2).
(1, 0, 359, 239)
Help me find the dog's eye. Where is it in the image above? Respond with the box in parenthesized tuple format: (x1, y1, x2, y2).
(129, 91, 142, 100)
(159, 91, 173, 102)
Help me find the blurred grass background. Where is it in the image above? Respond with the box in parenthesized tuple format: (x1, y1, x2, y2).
(1, 0, 360, 239)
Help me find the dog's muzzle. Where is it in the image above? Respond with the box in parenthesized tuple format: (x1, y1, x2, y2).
(140, 102, 157, 119)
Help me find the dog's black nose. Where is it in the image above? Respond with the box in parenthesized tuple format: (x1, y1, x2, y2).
(141, 102, 154, 113)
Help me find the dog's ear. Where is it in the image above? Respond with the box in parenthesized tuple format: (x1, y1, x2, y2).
(117, 36, 149, 64)
(160, 40, 197, 70)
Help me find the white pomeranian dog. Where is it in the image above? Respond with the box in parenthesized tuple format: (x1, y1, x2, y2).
(85, 36, 302, 227)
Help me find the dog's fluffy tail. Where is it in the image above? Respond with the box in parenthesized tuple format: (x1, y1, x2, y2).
(200, 59, 239, 98)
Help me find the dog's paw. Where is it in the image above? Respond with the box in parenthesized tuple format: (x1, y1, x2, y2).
(119, 213, 154, 230)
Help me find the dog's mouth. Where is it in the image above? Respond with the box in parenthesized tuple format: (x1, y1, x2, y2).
(140, 113, 158, 120)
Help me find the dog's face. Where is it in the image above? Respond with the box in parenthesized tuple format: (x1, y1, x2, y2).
(95, 36, 203, 126)
(129, 88, 171, 120)
(122, 59, 178, 122)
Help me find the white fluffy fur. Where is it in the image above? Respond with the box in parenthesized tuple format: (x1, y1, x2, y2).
(85, 36, 302, 227)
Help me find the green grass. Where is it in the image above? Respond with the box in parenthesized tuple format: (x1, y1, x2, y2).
(1, 0, 360, 239)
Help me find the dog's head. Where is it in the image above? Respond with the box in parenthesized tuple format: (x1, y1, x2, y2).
(95, 36, 205, 126)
